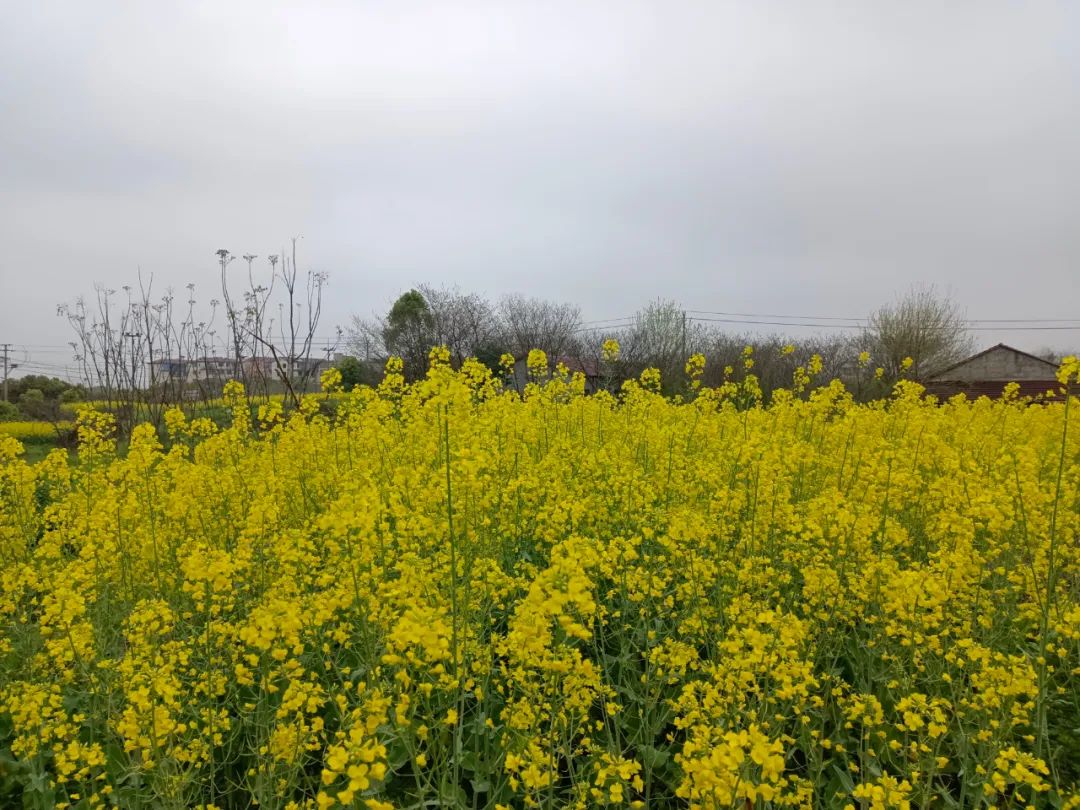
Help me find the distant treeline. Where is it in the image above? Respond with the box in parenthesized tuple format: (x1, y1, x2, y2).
(344, 285, 1000, 399)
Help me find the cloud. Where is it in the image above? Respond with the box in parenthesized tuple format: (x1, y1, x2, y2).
(2, 0, 1079, 364)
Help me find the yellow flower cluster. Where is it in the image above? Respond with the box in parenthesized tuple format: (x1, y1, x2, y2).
(1, 352, 1079, 808)
(601, 339, 621, 364)
(320, 367, 344, 394)
(526, 348, 548, 380)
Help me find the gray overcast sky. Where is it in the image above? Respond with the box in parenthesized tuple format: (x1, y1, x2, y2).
(2, 1, 1079, 375)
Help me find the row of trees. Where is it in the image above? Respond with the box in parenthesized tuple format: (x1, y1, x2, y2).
(58, 241, 333, 433)
(0, 375, 86, 423)
(346, 285, 979, 396)
(51, 236, 1006, 432)
(349, 288, 582, 379)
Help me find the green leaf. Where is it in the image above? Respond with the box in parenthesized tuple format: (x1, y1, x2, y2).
(831, 762, 855, 793)
(639, 744, 670, 771)
(438, 782, 468, 808)
(385, 736, 412, 771)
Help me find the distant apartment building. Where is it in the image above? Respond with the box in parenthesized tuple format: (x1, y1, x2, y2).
(150, 356, 234, 384)
(150, 355, 332, 389)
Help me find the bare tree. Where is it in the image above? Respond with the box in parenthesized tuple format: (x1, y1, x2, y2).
(58, 284, 147, 432)
(1031, 346, 1079, 365)
(350, 289, 584, 374)
(497, 294, 581, 359)
(602, 300, 705, 390)
(865, 285, 974, 380)
(697, 331, 854, 397)
(419, 285, 500, 366)
(347, 314, 389, 362)
(59, 276, 210, 433)
(217, 248, 249, 390)
(225, 238, 335, 405)
(59, 238, 335, 435)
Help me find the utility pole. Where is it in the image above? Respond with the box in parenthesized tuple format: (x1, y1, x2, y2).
(1, 344, 16, 402)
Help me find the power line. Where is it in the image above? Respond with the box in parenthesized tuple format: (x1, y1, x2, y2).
(10, 367, 81, 375)
(10, 344, 77, 350)
(689, 316, 866, 329)
(574, 323, 634, 333)
(687, 309, 865, 323)
(15, 361, 67, 370)
(569, 314, 1080, 335)
(687, 316, 1080, 332)
(965, 318, 1080, 324)
(577, 316, 636, 327)
(687, 309, 1080, 325)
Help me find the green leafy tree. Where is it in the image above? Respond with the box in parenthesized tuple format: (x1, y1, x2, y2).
(8, 374, 81, 402)
(473, 341, 509, 374)
(334, 355, 378, 391)
(383, 290, 435, 379)
(18, 388, 58, 421)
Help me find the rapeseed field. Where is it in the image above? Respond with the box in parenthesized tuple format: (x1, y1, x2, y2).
(0, 421, 74, 443)
(1, 348, 1078, 809)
